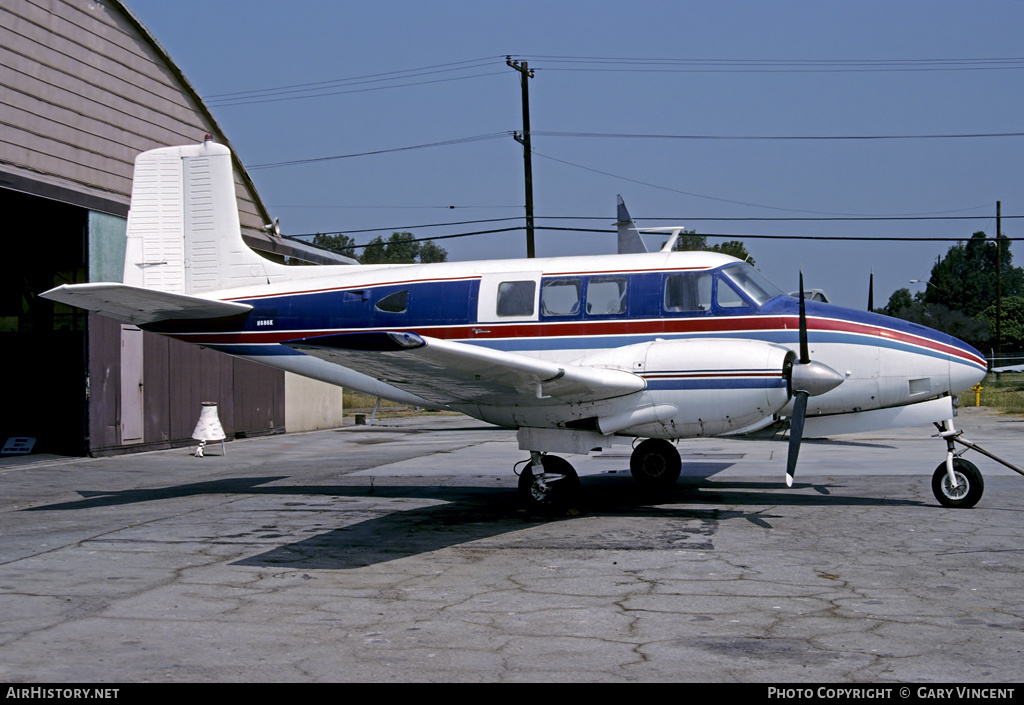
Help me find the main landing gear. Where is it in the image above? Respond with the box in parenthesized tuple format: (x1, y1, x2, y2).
(518, 452, 580, 513)
(932, 418, 1024, 509)
(517, 440, 685, 512)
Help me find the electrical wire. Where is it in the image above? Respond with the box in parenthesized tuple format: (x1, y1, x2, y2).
(206, 57, 509, 107)
(514, 54, 1024, 74)
(290, 225, 1024, 254)
(533, 130, 1024, 141)
(248, 132, 512, 169)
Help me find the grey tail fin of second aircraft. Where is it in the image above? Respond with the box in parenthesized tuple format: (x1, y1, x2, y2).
(616, 196, 648, 254)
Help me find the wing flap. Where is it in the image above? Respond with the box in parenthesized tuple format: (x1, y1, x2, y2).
(284, 331, 646, 407)
(41, 283, 252, 326)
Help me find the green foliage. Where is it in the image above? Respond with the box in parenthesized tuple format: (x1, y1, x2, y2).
(417, 238, 448, 264)
(311, 233, 359, 260)
(670, 230, 754, 265)
(980, 295, 1024, 350)
(311, 231, 448, 265)
(887, 231, 1024, 352)
(924, 232, 1024, 317)
(886, 300, 990, 350)
(884, 287, 916, 315)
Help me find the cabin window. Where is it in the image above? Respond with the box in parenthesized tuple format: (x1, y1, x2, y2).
(586, 277, 627, 315)
(540, 278, 581, 316)
(375, 289, 408, 313)
(664, 272, 712, 312)
(715, 278, 749, 309)
(496, 280, 536, 317)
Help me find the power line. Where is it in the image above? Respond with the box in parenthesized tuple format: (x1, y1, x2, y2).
(248, 133, 512, 169)
(291, 216, 524, 237)
(207, 56, 505, 100)
(208, 71, 508, 107)
(288, 213, 1022, 237)
(531, 150, 1005, 218)
(289, 224, 1024, 253)
(286, 226, 526, 251)
(206, 57, 509, 107)
(513, 54, 1024, 74)
(204, 54, 1024, 108)
(533, 130, 1024, 141)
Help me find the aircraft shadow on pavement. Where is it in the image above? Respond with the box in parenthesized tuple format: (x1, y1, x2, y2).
(233, 475, 927, 570)
(22, 471, 927, 570)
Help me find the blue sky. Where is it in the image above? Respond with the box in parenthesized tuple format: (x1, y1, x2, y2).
(128, 0, 1024, 310)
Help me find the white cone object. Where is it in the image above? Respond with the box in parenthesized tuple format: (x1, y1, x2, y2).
(192, 402, 226, 456)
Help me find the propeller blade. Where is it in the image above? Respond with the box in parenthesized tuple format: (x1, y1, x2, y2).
(786, 391, 809, 487)
(798, 271, 809, 364)
(868, 271, 874, 312)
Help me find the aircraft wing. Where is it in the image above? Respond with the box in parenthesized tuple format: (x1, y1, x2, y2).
(991, 364, 1024, 373)
(41, 283, 252, 325)
(284, 331, 646, 407)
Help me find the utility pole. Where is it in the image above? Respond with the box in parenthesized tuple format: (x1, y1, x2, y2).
(997, 200, 1002, 360)
(507, 56, 535, 258)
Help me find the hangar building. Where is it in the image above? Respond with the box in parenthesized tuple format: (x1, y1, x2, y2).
(1, 0, 349, 455)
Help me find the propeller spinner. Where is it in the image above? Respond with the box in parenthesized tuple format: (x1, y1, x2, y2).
(785, 273, 845, 487)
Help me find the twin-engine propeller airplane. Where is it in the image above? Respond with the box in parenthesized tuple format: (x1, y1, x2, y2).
(44, 140, 992, 510)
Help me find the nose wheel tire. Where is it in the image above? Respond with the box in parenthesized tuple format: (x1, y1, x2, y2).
(932, 458, 984, 509)
(629, 438, 682, 491)
(518, 455, 580, 513)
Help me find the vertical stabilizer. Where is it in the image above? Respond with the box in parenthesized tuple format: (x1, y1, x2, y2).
(123, 139, 276, 294)
(616, 195, 648, 254)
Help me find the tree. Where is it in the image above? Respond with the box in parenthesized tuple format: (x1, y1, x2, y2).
(417, 239, 448, 264)
(711, 240, 754, 264)
(670, 229, 754, 265)
(311, 233, 360, 262)
(312, 231, 448, 264)
(886, 298, 990, 350)
(360, 232, 448, 265)
(884, 287, 915, 316)
(979, 295, 1024, 351)
(924, 232, 1024, 317)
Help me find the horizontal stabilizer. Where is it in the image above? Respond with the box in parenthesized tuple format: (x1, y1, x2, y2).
(284, 331, 646, 407)
(41, 283, 252, 326)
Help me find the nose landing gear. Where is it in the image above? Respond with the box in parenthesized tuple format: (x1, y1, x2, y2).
(932, 457, 984, 508)
(932, 418, 1024, 508)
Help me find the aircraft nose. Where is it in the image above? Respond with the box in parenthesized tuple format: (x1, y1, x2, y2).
(947, 338, 988, 395)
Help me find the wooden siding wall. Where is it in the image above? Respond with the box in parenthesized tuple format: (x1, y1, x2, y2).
(89, 314, 284, 455)
(0, 0, 267, 235)
(0, 0, 288, 454)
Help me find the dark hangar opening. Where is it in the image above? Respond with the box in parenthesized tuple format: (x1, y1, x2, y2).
(0, 188, 89, 455)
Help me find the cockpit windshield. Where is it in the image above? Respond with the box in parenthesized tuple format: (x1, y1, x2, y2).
(719, 263, 785, 307)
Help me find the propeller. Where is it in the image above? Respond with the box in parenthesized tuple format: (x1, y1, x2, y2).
(785, 272, 845, 487)
(868, 271, 874, 312)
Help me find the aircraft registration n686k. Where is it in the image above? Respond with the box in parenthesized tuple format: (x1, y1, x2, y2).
(43, 140, 990, 510)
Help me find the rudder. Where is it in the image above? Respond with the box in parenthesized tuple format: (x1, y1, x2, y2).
(123, 138, 277, 294)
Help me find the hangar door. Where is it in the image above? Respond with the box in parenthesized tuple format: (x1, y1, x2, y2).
(0, 189, 88, 455)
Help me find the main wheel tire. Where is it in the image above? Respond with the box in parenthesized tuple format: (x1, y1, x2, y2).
(932, 458, 984, 509)
(518, 455, 581, 513)
(630, 438, 682, 491)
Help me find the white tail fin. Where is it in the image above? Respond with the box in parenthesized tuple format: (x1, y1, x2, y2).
(123, 138, 278, 294)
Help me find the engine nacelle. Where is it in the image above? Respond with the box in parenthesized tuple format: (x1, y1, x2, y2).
(577, 338, 794, 438)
